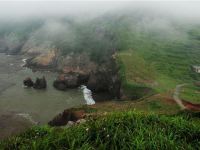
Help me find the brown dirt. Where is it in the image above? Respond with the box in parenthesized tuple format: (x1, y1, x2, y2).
(182, 100, 200, 111)
(153, 92, 176, 105)
(48, 108, 86, 126)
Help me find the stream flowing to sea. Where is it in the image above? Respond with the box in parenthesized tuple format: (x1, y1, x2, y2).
(0, 53, 84, 124)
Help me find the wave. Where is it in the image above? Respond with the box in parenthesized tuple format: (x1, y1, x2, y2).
(21, 58, 27, 67)
(80, 85, 95, 105)
(16, 113, 38, 125)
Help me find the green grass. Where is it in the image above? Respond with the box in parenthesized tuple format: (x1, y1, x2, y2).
(115, 23, 200, 100)
(117, 51, 156, 84)
(147, 101, 162, 110)
(180, 84, 200, 103)
(1, 111, 200, 150)
(116, 51, 157, 99)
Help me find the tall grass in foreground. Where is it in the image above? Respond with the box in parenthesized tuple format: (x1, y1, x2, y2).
(1, 111, 200, 150)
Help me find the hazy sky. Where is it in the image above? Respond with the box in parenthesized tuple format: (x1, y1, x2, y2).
(0, 1, 199, 22)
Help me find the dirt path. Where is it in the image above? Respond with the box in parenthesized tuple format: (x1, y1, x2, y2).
(173, 84, 186, 110)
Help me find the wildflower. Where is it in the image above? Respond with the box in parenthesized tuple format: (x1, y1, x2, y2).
(107, 134, 110, 138)
(86, 128, 89, 131)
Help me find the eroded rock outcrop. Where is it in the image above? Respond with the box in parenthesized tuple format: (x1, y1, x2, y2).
(86, 59, 121, 99)
(53, 53, 94, 90)
(53, 53, 121, 99)
(25, 49, 58, 70)
(33, 76, 47, 89)
(23, 76, 47, 89)
(48, 108, 86, 126)
(23, 77, 34, 87)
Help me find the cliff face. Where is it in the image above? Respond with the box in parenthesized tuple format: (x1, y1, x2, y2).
(54, 52, 121, 100)
(24, 49, 121, 100)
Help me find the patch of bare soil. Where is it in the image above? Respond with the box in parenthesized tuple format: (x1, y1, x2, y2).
(182, 100, 200, 111)
(48, 108, 86, 126)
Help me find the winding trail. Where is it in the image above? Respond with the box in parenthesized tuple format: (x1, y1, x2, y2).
(173, 84, 187, 110)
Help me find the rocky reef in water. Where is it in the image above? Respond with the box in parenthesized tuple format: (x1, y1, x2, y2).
(23, 76, 47, 89)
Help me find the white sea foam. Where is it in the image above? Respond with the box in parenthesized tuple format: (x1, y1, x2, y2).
(22, 58, 27, 63)
(17, 113, 38, 125)
(21, 58, 27, 67)
(80, 85, 95, 105)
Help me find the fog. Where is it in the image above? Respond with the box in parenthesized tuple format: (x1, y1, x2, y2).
(0, 1, 199, 56)
(0, 1, 199, 23)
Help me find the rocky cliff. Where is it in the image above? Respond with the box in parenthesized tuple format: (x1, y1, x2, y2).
(25, 49, 121, 100)
(53, 52, 121, 100)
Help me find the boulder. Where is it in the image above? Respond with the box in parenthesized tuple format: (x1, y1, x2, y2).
(53, 80, 67, 91)
(66, 121, 74, 127)
(23, 77, 34, 87)
(33, 76, 47, 89)
(76, 119, 86, 124)
(48, 108, 86, 126)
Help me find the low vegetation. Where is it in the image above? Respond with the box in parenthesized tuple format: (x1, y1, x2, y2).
(180, 84, 200, 103)
(116, 22, 200, 98)
(1, 110, 200, 150)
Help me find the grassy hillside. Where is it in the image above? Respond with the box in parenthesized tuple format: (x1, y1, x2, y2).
(1, 110, 200, 150)
(180, 84, 200, 103)
(115, 19, 200, 99)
